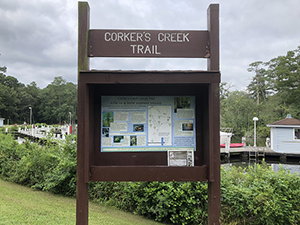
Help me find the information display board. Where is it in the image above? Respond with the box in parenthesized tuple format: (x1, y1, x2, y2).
(77, 3, 220, 224)
(101, 96, 196, 152)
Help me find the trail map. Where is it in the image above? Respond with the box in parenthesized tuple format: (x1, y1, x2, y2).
(148, 106, 172, 146)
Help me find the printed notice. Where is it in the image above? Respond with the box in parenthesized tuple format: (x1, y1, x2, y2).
(101, 96, 196, 152)
(177, 109, 194, 119)
(114, 112, 129, 121)
(102, 137, 113, 146)
(168, 149, 194, 166)
(110, 122, 128, 132)
(131, 112, 146, 123)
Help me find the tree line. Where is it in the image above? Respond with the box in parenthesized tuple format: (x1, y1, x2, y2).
(1, 46, 299, 138)
(221, 46, 300, 140)
(0, 68, 77, 125)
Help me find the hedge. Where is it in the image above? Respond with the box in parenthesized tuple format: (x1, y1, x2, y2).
(0, 132, 299, 224)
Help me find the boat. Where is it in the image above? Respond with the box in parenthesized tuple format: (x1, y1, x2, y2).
(220, 143, 244, 148)
(220, 129, 244, 148)
(220, 131, 232, 143)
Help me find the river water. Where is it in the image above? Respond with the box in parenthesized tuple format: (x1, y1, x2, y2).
(223, 162, 300, 175)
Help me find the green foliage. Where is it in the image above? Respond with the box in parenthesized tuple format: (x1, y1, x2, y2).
(0, 71, 77, 125)
(89, 181, 208, 224)
(0, 133, 23, 178)
(221, 163, 300, 224)
(1, 134, 300, 224)
(220, 46, 300, 139)
(38, 76, 77, 125)
(34, 135, 77, 196)
(8, 125, 19, 132)
(9, 141, 59, 187)
(0, 133, 77, 197)
(220, 91, 257, 137)
(266, 47, 300, 106)
(247, 61, 271, 104)
(0, 83, 20, 121)
(257, 126, 270, 138)
(35, 123, 47, 128)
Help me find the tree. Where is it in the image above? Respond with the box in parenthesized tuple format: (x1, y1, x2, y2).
(0, 67, 22, 123)
(0, 68, 78, 124)
(247, 61, 271, 105)
(244, 46, 300, 139)
(220, 91, 257, 137)
(266, 47, 300, 108)
(38, 77, 77, 124)
(0, 83, 19, 122)
(16, 82, 40, 123)
(63, 82, 77, 124)
(219, 82, 232, 101)
(0, 66, 7, 72)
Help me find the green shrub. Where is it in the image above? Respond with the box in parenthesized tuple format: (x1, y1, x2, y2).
(258, 126, 270, 138)
(221, 163, 300, 224)
(35, 123, 47, 128)
(0, 133, 22, 178)
(8, 125, 18, 132)
(9, 141, 59, 187)
(0, 133, 77, 197)
(36, 135, 77, 196)
(1, 133, 300, 225)
(89, 181, 208, 224)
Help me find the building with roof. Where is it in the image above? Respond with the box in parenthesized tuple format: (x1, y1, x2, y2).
(267, 114, 300, 153)
(0, 118, 4, 127)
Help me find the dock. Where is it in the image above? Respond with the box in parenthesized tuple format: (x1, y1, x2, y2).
(221, 146, 300, 164)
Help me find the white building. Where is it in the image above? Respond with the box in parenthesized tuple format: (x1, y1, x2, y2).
(267, 114, 300, 153)
(0, 118, 4, 127)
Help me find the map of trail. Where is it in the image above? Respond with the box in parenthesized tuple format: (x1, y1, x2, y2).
(148, 105, 172, 146)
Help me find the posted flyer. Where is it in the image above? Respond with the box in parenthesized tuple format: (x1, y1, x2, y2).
(101, 96, 196, 152)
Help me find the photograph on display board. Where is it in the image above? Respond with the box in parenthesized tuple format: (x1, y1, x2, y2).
(102, 112, 114, 127)
(174, 97, 190, 113)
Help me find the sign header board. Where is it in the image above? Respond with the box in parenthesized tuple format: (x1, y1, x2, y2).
(89, 29, 209, 58)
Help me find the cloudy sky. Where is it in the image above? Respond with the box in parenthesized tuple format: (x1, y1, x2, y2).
(0, 0, 299, 90)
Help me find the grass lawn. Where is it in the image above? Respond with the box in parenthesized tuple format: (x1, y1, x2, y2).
(0, 179, 163, 225)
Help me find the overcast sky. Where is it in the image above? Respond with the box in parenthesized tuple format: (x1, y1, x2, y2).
(0, 0, 299, 90)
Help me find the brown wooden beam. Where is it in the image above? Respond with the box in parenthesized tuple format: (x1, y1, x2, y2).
(79, 70, 220, 84)
(90, 166, 208, 182)
(76, 2, 90, 225)
(207, 4, 221, 225)
(207, 4, 220, 71)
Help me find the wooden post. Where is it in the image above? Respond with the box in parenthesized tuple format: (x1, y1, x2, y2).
(76, 2, 90, 225)
(207, 4, 221, 225)
(207, 4, 219, 71)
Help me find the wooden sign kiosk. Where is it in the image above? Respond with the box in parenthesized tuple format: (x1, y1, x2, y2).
(77, 2, 220, 224)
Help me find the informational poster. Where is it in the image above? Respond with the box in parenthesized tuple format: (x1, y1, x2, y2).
(101, 96, 196, 152)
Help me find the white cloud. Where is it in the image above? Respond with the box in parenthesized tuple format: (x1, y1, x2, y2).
(0, 0, 299, 90)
